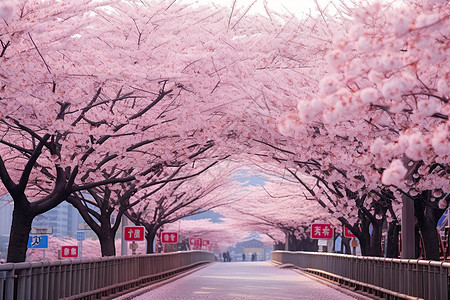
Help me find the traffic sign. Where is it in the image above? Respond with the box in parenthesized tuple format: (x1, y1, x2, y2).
(61, 246, 78, 258)
(78, 223, 91, 230)
(164, 243, 177, 253)
(189, 237, 202, 250)
(317, 239, 328, 246)
(30, 227, 53, 234)
(77, 231, 85, 241)
(202, 239, 210, 247)
(344, 226, 356, 238)
(161, 232, 178, 244)
(124, 226, 145, 241)
(28, 235, 49, 249)
(311, 224, 333, 239)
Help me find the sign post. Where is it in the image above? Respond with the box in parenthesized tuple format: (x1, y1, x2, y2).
(161, 232, 178, 244)
(123, 226, 145, 255)
(202, 239, 210, 251)
(161, 232, 178, 253)
(189, 237, 202, 250)
(78, 223, 91, 230)
(311, 224, 334, 239)
(61, 246, 78, 258)
(124, 226, 145, 242)
(77, 231, 85, 258)
(129, 242, 138, 255)
(28, 235, 49, 249)
(311, 224, 333, 252)
(30, 227, 53, 235)
(28, 235, 49, 261)
(344, 227, 356, 238)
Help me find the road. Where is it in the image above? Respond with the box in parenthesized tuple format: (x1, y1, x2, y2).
(129, 261, 366, 300)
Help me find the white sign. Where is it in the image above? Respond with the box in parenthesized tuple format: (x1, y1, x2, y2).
(78, 223, 91, 230)
(30, 227, 53, 234)
(317, 239, 328, 246)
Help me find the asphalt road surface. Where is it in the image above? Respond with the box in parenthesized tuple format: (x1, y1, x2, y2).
(130, 261, 365, 300)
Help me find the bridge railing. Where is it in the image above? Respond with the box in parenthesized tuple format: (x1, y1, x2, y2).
(0, 251, 215, 300)
(272, 251, 449, 300)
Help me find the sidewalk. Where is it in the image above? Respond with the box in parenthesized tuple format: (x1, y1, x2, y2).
(123, 261, 367, 300)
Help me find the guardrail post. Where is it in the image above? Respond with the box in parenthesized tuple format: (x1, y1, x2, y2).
(4, 268, 15, 300)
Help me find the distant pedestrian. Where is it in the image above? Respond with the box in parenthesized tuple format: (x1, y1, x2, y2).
(242, 253, 246, 261)
(226, 250, 231, 262)
(223, 252, 227, 262)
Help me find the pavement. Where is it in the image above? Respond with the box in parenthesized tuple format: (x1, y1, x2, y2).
(119, 261, 370, 300)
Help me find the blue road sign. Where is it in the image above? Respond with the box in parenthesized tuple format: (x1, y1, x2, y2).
(28, 235, 48, 249)
(77, 231, 85, 241)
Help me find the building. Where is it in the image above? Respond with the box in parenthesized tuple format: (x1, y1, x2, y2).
(32, 201, 82, 238)
(0, 196, 13, 236)
(0, 195, 83, 239)
(230, 232, 272, 261)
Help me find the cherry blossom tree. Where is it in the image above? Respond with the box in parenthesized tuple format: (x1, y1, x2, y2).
(2, 0, 337, 263)
(0, 0, 182, 262)
(278, 0, 449, 259)
(126, 161, 240, 253)
(7, 0, 446, 265)
(216, 169, 343, 251)
(164, 218, 261, 253)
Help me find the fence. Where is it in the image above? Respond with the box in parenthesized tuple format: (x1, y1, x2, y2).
(0, 251, 215, 300)
(272, 251, 450, 300)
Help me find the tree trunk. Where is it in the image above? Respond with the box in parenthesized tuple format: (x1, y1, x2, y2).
(369, 219, 383, 257)
(415, 225, 421, 258)
(7, 204, 34, 263)
(356, 219, 371, 256)
(359, 235, 370, 256)
(354, 215, 384, 257)
(386, 221, 400, 258)
(414, 191, 445, 260)
(341, 236, 352, 254)
(99, 230, 116, 257)
(67, 194, 122, 258)
(145, 226, 158, 254)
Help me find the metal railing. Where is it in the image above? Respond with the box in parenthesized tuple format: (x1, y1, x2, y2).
(272, 251, 450, 300)
(0, 251, 215, 300)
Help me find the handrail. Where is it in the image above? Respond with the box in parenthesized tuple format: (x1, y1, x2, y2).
(0, 251, 215, 300)
(271, 251, 449, 300)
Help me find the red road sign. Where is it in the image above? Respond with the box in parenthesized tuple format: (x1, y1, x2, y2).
(124, 226, 145, 241)
(202, 239, 210, 247)
(161, 232, 178, 244)
(189, 237, 202, 250)
(311, 224, 333, 239)
(344, 226, 356, 238)
(61, 246, 78, 258)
